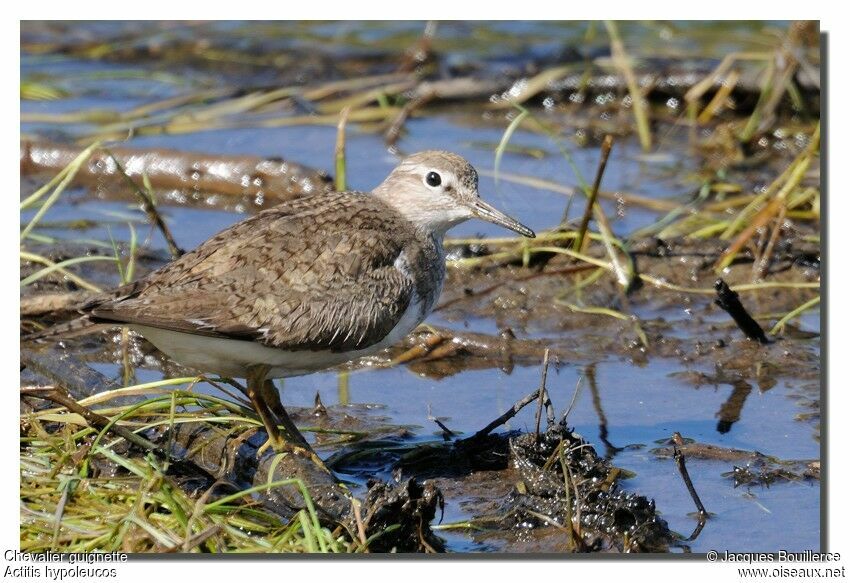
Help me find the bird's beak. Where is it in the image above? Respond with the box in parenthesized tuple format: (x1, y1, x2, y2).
(471, 199, 535, 238)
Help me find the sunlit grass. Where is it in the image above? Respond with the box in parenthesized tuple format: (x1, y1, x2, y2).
(21, 380, 356, 553)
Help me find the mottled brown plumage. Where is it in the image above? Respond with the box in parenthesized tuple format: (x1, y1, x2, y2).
(31, 150, 534, 458)
(84, 191, 442, 354)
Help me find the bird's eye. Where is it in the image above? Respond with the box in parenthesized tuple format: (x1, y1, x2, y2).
(425, 171, 442, 187)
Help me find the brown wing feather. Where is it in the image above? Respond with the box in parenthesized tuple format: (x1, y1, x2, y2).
(85, 192, 423, 352)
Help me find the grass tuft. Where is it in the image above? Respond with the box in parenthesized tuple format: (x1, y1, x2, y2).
(21, 384, 355, 553)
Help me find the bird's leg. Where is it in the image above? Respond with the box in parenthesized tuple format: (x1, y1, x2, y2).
(245, 367, 288, 457)
(246, 369, 331, 473)
(260, 379, 309, 448)
(261, 379, 331, 472)
(246, 366, 305, 457)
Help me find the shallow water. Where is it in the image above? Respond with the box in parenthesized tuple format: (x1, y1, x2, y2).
(21, 20, 820, 553)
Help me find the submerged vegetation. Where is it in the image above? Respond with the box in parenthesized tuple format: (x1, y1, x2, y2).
(21, 20, 821, 553)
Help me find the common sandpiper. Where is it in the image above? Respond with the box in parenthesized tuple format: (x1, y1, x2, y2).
(31, 150, 535, 464)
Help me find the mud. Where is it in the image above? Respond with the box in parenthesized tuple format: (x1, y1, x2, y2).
(651, 439, 820, 488)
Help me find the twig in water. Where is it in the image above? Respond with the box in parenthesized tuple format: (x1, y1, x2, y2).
(716, 380, 752, 434)
(105, 150, 183, 259)
(714, 279, 769, 344)
(672, 432, 708, 541)
(560, 376, 584, 424)
(427, 404, 456, 441)
(205, 377, 252, 408)
(22, 140, 333, 200)
(573, 135, 614, 252)
(535, 348, 551, 442)
(463, 385, 549, 443)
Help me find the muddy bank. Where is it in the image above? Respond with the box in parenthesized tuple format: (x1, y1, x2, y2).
(19, 228, 821, 553)
(21, 140, 333, 211)
(22, 344, 690, 553)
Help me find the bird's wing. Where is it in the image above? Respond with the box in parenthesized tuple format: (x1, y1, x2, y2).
(86, 193, 418, 352)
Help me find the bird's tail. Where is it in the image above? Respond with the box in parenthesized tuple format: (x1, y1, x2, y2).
(22, 316, 112, 344)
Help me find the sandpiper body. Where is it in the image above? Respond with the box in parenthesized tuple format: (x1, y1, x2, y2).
(115, 191, 447, 379)
(33, 150, 535, 457)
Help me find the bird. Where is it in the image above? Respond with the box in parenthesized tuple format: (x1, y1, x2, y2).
(26, 150, 535, 465)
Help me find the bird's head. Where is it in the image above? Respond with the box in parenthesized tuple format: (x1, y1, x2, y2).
(373, 150, 535, 238)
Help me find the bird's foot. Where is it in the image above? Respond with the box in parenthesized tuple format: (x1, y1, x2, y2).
(256, 432, 301, 458)
(256, 432, 332, 475)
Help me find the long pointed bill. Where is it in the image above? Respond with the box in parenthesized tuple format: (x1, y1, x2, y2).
(471, 199, 535, 238)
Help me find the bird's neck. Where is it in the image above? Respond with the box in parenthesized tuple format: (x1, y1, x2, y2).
(371, 188, 469, 240)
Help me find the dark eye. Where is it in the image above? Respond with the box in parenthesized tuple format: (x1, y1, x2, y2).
(425, 171, 442, 187)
